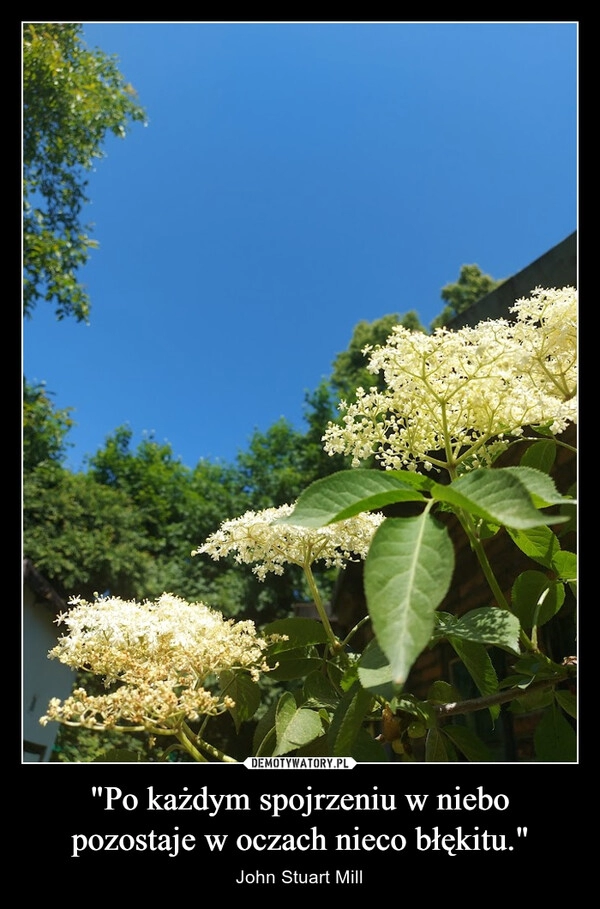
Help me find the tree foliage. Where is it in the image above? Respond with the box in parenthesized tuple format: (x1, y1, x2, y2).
(23, 378, 74, 471)
(23, 22, 146, 322)
(331, 311, 424, 402)
(430, 264, 503, 330)
(23, 460, 157, 601)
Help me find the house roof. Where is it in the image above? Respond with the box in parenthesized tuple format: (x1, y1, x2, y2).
(23, 558, 67, 617)
(448, 231, 576, 329)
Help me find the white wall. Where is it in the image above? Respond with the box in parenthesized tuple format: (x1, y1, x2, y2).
(23, 586, 75, 761)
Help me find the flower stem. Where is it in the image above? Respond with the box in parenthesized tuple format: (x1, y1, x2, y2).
(303, 560, 340, 652)
(176, 725, 208, 762)
(178, 721, 239, 763)
(456, 508, 535, 652)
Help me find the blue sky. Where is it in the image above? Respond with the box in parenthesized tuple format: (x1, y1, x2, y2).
(23, 21, 578, 472)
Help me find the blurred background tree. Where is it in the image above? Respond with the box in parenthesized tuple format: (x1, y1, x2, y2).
(23, 22, 146, 322)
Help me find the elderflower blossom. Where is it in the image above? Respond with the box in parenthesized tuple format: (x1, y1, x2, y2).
(40, 593, 277, 731)
(509, 286, 577, 430)
(194, 504, 385, 580)
(323, 286, 577, 474)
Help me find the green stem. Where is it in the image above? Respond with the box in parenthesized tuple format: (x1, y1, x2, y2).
(176, 724, 209, 762)
(456, 508, 535, 652)
(178, 721, 239, 763)
(303, 560, 340, 652)
(194, 735, 239, 763)
(340, 615, 371, 649)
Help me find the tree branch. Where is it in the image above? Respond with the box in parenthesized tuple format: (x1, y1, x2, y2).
(433, 678, 565, 718)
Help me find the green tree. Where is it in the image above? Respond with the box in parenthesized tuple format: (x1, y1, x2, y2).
(236, 417, 317, 509)
(23, 22, 145, 322)
(331, 311, 424, 402)
(23, 461, 157, 600)
(23, 378, 73, 471)
(430, 264, 502, 330)
(87, 426, 191, 543)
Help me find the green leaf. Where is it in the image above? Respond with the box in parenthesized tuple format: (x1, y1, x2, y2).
(551, 549, 577, 581)
(520, 440, 556, 474)
(499, 466, 576, 508)
(351, 727, 389, 762)
(448, 637, 500, 720)
(534, 703, 577, 761)
(507, 525, 562, 569)
(364, 514, 454, 685)
(554, 689, 577, 719)
(327, 683, 374, 756)
(427, 680, 462, 705)
(511, 571, 565, 631)
(510, 686, 554, 713)
(425, 727, 450, 762)
(219, 670, 261, 732)
(274, 693, 324, 756)
(446, 607, 521, 654)
(442, 724, 493, 762)
(278, 469, 428, 527)
(303, 671, 340, 710)
(511, 652, 566, 680)
(263, 616, 329, 649)
(558, 486, 577, 537)
(356, 638, 396, 699)
(253, 702, 277, 756)
(434, 468, 569, 529)
(268, 651, 325, 681)
(92, 749, 141, 762)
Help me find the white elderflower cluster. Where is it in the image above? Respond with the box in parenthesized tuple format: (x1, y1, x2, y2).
(323, 286, 577, 475)
(509, 286, 577, 419)
(194, 504, 385, 581)
(40, 593, 276, 731)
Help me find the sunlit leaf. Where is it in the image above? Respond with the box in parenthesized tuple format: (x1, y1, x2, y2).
(279, 469, 428, 527)
(433, 468, 569, 528)
(364, 514, 454, 686)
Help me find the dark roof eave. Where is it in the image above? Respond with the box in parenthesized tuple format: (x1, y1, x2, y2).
(23, 558, 67, 616)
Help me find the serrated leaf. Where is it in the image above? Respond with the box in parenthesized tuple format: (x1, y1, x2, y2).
(551, 549, 577, 581)
(432, 611, 458, 642)
(303, 670, 340, 710)
(511, 571, 565, 630)
(520, 440, 557, 473)
(534, 703, 577, 761)
(434, 469, 568, 529)
(449, 637, 500, 720)
(364, 514, 454, 685)
(327, 683, 374, 756)
(554, 689, 577, 718)
(356, 638, 396, 699)
(253, 701, 277, 756)
(427, 680, 462, 704)
(507, 525, 562, 569)
(511, 652, 565, 679)
(442, 724, 493, 762)
(274, 692, 324, 756)
(447, 607, 520, 654)
(278, 469, 428, 527)
(219, 670, 261, 732)
(425, 727, 450, 762)
(510, 686, 555, 713)
(500, 466, 576, 508)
